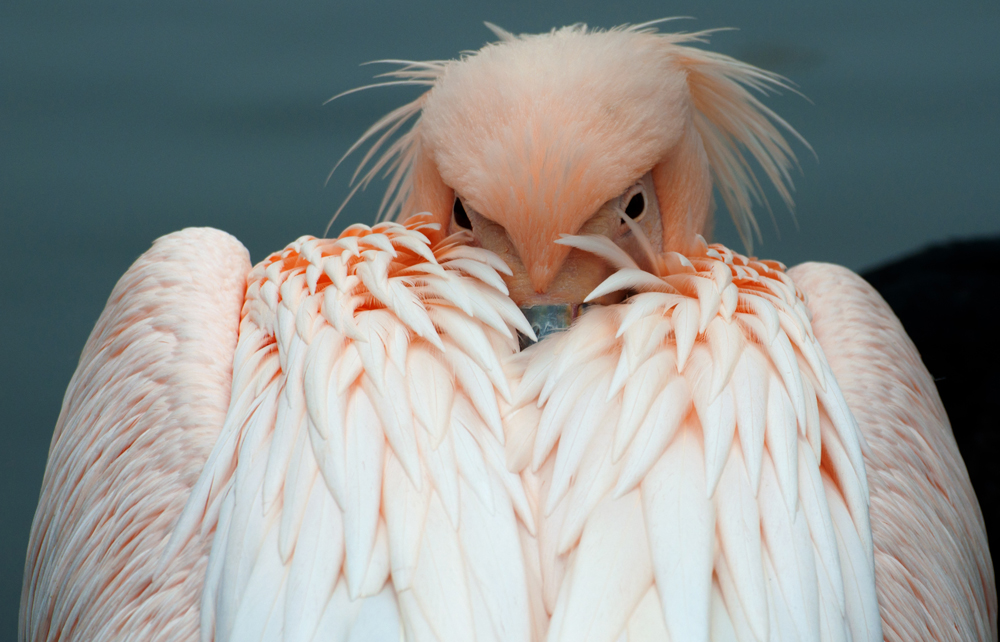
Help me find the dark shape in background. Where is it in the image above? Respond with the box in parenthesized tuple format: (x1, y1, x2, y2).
(863, 238, 1000, 558)
(2, 1, 998, 637)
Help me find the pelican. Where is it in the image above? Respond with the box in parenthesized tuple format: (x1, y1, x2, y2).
(21, 21, 995, 642)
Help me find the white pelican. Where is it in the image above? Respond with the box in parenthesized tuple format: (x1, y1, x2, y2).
(21, 22, 995, 642)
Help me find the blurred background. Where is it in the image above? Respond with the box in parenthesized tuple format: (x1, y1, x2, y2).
(2, 0, 998, 637)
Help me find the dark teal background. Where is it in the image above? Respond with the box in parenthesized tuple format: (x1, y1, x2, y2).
(2, 1, 998, 637)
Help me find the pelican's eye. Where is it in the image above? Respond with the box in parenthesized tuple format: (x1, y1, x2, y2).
(625, 192, 645, 219)
(453, 196, 472, 230)
(620, 184, 647, 221)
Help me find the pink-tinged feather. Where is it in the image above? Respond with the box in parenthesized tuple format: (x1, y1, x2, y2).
(673, 299, 700, 372)
(819, 419, 874, 564)
(450, 400, 497, 512)
(456, 474, 533, 642)
(554, 233, 641, 272)
(714, 553, 758, 642)
(720, 282, 739, 322)
(540, 311, 617, 403)
(698, 385, 737, 497)
(381, 451, 430, 592)
(764, 552, 802, 642)
(353, 310, 394, 393)
(614, 378, 690, 497)
(410, 495, 476, 641)
(625, 586, 670, 640)
(557, 422, 622, 554)
(815, 371, 870, 500)
(413, 418, 461, 526)
(613, 351, 675, 461)
(345, 585, 402, 642)
(532, 362, 604, 473)
(363, 366, 422, 487)
(765, 375, 799, 513)
(547, 492, 653, 642)
(284, 478, 345, 642)
(440, 257, 510, 294)
(406, 344, 456, 447)
(359, 519, 391, 597)
(278, 430, 318, 563)
(815, 548, 850, 642)
(430, 306, 510, 402)
(261, 341, 307, 513)
(335, 342, 364, 396)
(706, 316, 745, 400)
(709, 582, 740, 642)
(824, 476, 882, 642)
(715, 443, 769, 641)
(200, 492, 234, 642)
(547, 369, 615, 514)
(620, 315, 668, 376)
(642, 426, 715, 642)
(470, 423, 537, 535)
(340, 388, 385, 597)
(759, 454, 820, 642)
(311, 363, 349, 507)
(730, 351, 768, 493)
(765, 331, 807, 433)
(585, 269, 673, 303)
(615, 292, 683, 339)
(799, 374, 822, 460)
(444, 341, 506, 444)
(502, 397, 541, 474)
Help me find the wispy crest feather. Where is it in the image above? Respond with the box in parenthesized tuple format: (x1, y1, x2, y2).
(325, 61, 445, 233)
(630, 21, 810, 250)
(671, 39, 811, 249)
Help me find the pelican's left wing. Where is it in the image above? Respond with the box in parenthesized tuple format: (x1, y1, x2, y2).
(167, 215, 538, 642)
(788, 263, 996, 641)
(508, 239, 882, 642)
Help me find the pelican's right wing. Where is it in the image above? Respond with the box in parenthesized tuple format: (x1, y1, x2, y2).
(168, 215, 539, 642)
(788, 262, 996, 641)
(21, 228, 251, 642)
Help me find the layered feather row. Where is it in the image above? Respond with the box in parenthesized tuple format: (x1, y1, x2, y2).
(504, 236, 882, 642)
(168, 220, 881, 641)
(167, 215, 539, 642)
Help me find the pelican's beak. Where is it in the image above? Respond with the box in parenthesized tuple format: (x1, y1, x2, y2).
(470, 202, 627, 309)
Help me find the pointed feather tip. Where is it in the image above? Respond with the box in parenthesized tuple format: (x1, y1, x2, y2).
(555, 233, 641, 272)
(603, 336, 632, 384)
(484, 21, 516, 41)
